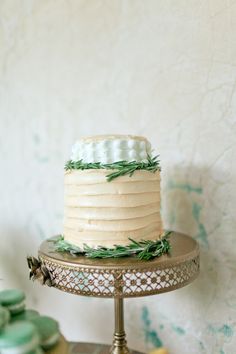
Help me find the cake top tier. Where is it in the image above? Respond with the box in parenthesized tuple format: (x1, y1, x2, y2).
(71, 135, 152, 164)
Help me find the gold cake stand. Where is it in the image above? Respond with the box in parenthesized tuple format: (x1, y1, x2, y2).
(34, 232, 199, 354)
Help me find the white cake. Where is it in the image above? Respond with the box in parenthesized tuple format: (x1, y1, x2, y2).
(63, 135, 162, 248)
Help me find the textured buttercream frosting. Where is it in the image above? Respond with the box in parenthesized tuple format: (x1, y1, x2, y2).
(64, 135, 162, 248)
(63, 170, 161, 247)
(71, 135, 152, 163)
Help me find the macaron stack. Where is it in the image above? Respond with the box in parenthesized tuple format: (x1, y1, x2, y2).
(0, 289, 26, 316)
(0, 289, 68, 354)
(0, 321, 43, 354)
(31, 316, 60, 351)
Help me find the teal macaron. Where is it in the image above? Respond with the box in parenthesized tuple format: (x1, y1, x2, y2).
(0, 306, 10, 330)
(31, 316, 60, 350)
(0, 289, 26, 315)
(0, 321, 43, 354)
(11, 309, 40, 323)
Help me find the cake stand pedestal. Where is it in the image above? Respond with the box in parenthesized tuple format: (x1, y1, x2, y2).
(33, 232, 200, 354)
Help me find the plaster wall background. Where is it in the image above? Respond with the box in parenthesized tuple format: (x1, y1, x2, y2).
(0, 1, 236, 353)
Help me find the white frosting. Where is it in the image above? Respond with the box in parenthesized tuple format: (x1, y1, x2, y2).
(70, 135, 152, 163)
(63, 169, 162, 248)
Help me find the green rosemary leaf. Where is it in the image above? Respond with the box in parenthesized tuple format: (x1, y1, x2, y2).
(128, 238, 141, 247)
(64, 155, 161, 182)
(54, 231, 171, 260)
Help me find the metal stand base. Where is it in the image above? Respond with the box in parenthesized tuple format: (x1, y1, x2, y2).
(110, 298, 129, 354)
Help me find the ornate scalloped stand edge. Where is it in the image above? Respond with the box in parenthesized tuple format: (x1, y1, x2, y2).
(27, 232, 200, 354)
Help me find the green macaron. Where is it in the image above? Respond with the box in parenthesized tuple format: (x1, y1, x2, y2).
(11, 309, 40, 323)
(31, 316, 60, 350)
(0, 289, 26, 315)
(0, 306, 10, 330)
(0, 321, 43, 353)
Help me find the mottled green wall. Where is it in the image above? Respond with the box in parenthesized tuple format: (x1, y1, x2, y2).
(0, 1, 235, 353)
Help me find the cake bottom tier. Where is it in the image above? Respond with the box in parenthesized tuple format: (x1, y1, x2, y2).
(63, 169, 162, 248)
(64, 223, 163, 248)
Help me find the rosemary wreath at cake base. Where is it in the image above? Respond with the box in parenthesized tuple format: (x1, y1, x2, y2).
(54, 231, 171, 261)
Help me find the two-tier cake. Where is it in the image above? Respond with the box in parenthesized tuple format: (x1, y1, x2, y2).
(63, 135, 162, 249)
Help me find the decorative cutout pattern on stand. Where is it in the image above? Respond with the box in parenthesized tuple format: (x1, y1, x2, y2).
(38, 255, 199, 298)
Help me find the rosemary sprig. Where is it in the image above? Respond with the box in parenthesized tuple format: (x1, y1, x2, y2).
(54, 231, 171, 260)
(65, 155, 161, 182)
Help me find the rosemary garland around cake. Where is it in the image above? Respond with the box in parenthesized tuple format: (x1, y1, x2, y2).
(54, 231, 171, 260)
(65, 155, 161, 182)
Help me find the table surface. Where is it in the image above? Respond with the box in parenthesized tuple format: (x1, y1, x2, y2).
(38, 232, 200, 298)
(47, 337, 144, 354)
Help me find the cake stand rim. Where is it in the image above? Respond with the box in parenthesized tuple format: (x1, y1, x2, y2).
(34, 232, 200, 298)
(38, 232, 199, 271)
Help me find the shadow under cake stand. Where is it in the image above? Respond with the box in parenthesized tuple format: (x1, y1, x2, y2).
(36, 232, 200, 354)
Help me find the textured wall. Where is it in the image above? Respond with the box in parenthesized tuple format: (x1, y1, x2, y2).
(0, 1, 236, 353)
